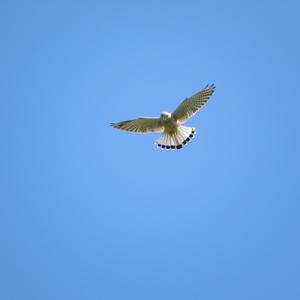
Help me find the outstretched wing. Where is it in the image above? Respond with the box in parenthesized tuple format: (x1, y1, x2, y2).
(172, 84, 215, 123)
(111, 117, 163, 133)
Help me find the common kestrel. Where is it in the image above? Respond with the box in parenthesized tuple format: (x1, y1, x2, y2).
(111, 84, 215, 150)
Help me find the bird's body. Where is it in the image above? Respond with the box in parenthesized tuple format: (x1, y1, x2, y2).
(160, 112, 176, 135)
(111, 84, 215, 150)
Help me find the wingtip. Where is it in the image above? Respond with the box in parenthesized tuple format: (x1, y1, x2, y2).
(204, 83, 216, 93)
(205, 83, 215, 89)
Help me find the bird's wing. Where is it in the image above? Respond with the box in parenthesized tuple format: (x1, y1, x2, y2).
(172, 84, 215, 123)
(111, 117, 163, 133)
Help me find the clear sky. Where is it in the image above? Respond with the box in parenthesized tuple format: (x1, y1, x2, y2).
(1, 0, 300, 299)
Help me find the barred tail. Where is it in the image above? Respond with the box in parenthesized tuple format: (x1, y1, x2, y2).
(155, 126, 196, 150)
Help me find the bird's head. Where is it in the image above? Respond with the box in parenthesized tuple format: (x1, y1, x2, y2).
(160, 112, 171, 120)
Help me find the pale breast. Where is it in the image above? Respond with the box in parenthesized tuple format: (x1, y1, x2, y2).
(162, 117, 178, 134)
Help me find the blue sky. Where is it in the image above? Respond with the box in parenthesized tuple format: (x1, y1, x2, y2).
(1, 0, 300, 299)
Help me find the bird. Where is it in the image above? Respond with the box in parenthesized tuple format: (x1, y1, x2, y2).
(111, 84, 215, 150)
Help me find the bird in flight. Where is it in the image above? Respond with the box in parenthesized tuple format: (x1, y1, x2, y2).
(111, 84, 215, 150)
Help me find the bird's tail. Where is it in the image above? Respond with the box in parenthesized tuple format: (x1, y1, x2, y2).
(155, 126, 196, 150)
